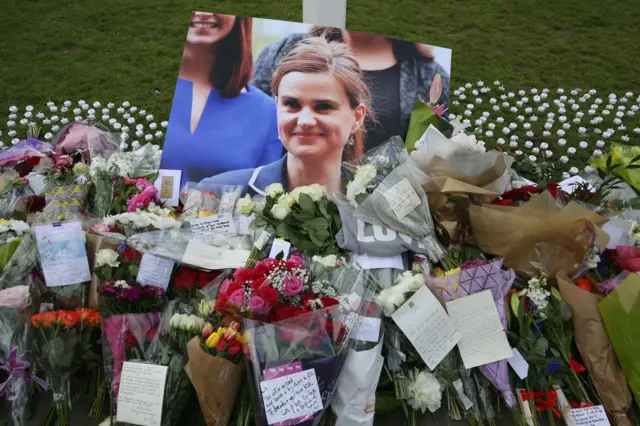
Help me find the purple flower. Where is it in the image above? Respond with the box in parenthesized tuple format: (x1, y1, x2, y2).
(229, 289, 246, 306)
(283, 276, 303, 296)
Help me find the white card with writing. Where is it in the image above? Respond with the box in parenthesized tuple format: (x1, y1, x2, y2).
(353, 254, 404, 270)
(383, 178, 422, 220)
(602, 218, 633, 249)
(446, 290, 513, 369)
(352, 316, 381, 343)
(260, 368, 323, 425)
(116, 362, 168, 426)
(269, 239, 291, 259)
(254, 231, 271, 250)
(34, 221, 91, 287)
(136, 254, 175, 290)
(235, 213, 255, 235)
(507, 348, 529, 380)
(571, 405, 610, 426)
(392, 286, 461, 370)
(153, 169, 181, 206)
(190, 214, 237, 243)
(182, 240, 250, 270)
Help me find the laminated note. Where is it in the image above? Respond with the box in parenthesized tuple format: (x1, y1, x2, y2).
(190, 214, 237, 242)
(34, 221, 91, 287)
(116, 362, 168, 426)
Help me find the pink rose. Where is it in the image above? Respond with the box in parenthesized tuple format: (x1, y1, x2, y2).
(283, 276, 303, 296)
(228, 289, 246, 306)
(126, 188, 158, 212)
(55, 155, 73, 169)
(287, 254, 305, 269)
(248, 296, 267, 313)
(91, 223, 112, 233)
(260, 258, 276, 271)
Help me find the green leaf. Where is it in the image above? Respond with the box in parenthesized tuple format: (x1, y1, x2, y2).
(626, 164, 640, 169)
(610, 199, 626, 211)
(298, 193, 316, 215)
(629, 154, 640, 165)
(276, 222, 290, 240)
(628, 198, 640, 210)
(317, 199, 330, 219)
(309, 217, 330, 231)
(308, 229, 325, 247)
(536, 336, 549, 351)
(510, 294, 521, 318)
(550, 287, 562, 302)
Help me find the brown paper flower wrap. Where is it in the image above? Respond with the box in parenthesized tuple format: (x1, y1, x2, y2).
(469, 191, 609, 278)
(86, 232, 119, 309)
(184, 336, 245, 426)
(556, 272, 633, 426)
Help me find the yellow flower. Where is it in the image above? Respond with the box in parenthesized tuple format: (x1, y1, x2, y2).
(434, 267, 445, 277)
(238, 332, 249, 344)
(444, 267, 461, 277)
(205, 331, 221, 349)
(0, 219, 7, 224)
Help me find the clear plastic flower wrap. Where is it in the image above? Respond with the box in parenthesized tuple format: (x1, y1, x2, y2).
(0, 285, 41, 426)
(0, 225, 38, 291)
(341, 137, 445, 262)
(179, 182, 242, 221)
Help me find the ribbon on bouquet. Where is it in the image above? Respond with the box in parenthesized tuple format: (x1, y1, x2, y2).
(519, 389, 561, 419)
(0, 346, 48, 400)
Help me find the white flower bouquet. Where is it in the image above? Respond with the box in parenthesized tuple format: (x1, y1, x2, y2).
(342, 137, 445, 262)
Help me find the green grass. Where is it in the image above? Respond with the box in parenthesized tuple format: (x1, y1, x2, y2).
(1, 0, 640, 172)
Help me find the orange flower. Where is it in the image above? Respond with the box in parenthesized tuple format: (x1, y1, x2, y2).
(30, 313, 43, 328)
(41, 311, 59, 328)
(576, 277, 594, 292)
(76, 308, 102, 327)
(59, 310, 80, 328)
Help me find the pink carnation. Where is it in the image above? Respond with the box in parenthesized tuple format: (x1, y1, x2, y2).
(126, 187, 159, 212)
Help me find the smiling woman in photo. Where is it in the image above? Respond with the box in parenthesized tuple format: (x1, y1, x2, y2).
(160, 12, 283, 186)
(197, 37, 370, 196)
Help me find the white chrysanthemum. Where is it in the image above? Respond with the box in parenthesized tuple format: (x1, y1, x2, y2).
(408, 369, 442, 414)
(96, 249, 120, 268)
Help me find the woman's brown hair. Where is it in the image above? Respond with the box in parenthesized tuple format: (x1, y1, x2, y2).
(271, 37, 372, 160)
(212, 16, 254, 98)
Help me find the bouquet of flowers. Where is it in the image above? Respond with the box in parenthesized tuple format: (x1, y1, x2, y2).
(29, 308, 102, 426)
(0, 219, 31, 277)
(184, 321, 247, 426)
(236, 182, 344, 257)
(342, 137, 445, 262)
(170, 265, 220, 305)
(111, 176, 159, 215)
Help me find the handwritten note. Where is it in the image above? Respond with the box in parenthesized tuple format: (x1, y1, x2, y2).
(383, 178, 422, 220)
(34, 221, 91, 287)
(571, 405, 610, 426)
(136, 254, 175, 290)
(182, 240, 250, 270)
(351, 316, 381, 343)
(116, 362, 168, 426)
(353, 254, 404, 270)
(507, 348, 529, 380)
(154, 170, 181, 206)
(446, 290, 513, 369)
(260, 368, 323, 425)
(269, 239, 291, 260)
(190, 214, 236, 243)
(392, 286, 461, 370)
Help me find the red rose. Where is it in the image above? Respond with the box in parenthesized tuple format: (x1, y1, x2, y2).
(320, 296, 339, 308)
(124, 330, 138, 350)
(24, 195, 46, 213)
(122, 247, 142, 261)
(251, 277, 269, 291)
(225, 282, 242, 296)
(257, 287, 278, 306)
(26, 156, 42, 167)
(173, 267, 199, 290)
(546, 182, 568, 200)
(233, 267, 254, 284)
(227, 339, 242, 356)
(273, 306, 307, 322)
(215, 294, 229, 313)
(301, 295, 316, 310)
(198, 271, 220, 287)
(252, 263, 269, 277)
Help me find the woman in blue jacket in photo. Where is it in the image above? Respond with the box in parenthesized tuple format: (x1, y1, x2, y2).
(160, 12, 283, 186)
(197, 36, 371, 197)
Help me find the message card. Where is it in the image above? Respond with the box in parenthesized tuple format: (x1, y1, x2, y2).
(571, 405, 610, 426)
(182, 239, 250, 270)
(351, 316, 382, 343)
(116, 362, 168, 426)
(446, 290, 512, 369)
(269, 239, 291, 260)
(34, 221, 91, 287)
(384, 178, 422, 220)
(260, 368, 323, 424)
(136, 254, 175, 290)
(154, 169, 181, 207)
(190, 214, 237, 243)
(353, 254, 404, 271)
(392, 286, 461, 370)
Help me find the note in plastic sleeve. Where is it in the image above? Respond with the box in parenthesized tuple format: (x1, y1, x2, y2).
(116, 362, 168, 426)
(34, 221, 91, 287)
(383, 178, 421, 220)
(235, 213, 255, 235)
(446, 290, 513, 369)
(254, 231, 271, 250)
(352, 316, 381, 343)
(269, 239, 291, 260)
(353, 254, 404, 270)
(190, 214, 237, 242)
(571, 405, 610, 426)
(182, 240, 250, 270)
(137, 254, 175, 290)
(259, 368, 323, 425)
(392, 286, 461, 370)
(154, 169, 181, 206)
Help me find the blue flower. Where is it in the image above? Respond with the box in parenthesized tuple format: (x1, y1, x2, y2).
(546, 361, 561, 374)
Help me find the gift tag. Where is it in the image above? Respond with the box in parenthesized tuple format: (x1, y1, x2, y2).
(507, 347, 529, 380)
(260, 368, 323, 425)
(137, 254, 175, 290)
(269, 238, 291, 259)
(34, 221, 91, 287)
(571, 406, 610, 426)
(383, 178, 422, 220)
(117, 362, 168, 426)
(351, 316, 381, 343)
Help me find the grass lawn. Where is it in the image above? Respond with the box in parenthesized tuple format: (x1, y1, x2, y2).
(1, 0, 639, 171)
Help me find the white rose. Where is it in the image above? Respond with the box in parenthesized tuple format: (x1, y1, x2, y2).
(265, 183, 284, 199)
(278, 194, 296, 209)
(114, 280, 130, 289)
(95, 249, 120, 268)
(271, 203, 291, 220)
(291, 184, 326, 203)
(253, 197, 266, 214)
(312, 254, 338, 268)
(236, 194, 255, 215)
(354, 164, 377, 188)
